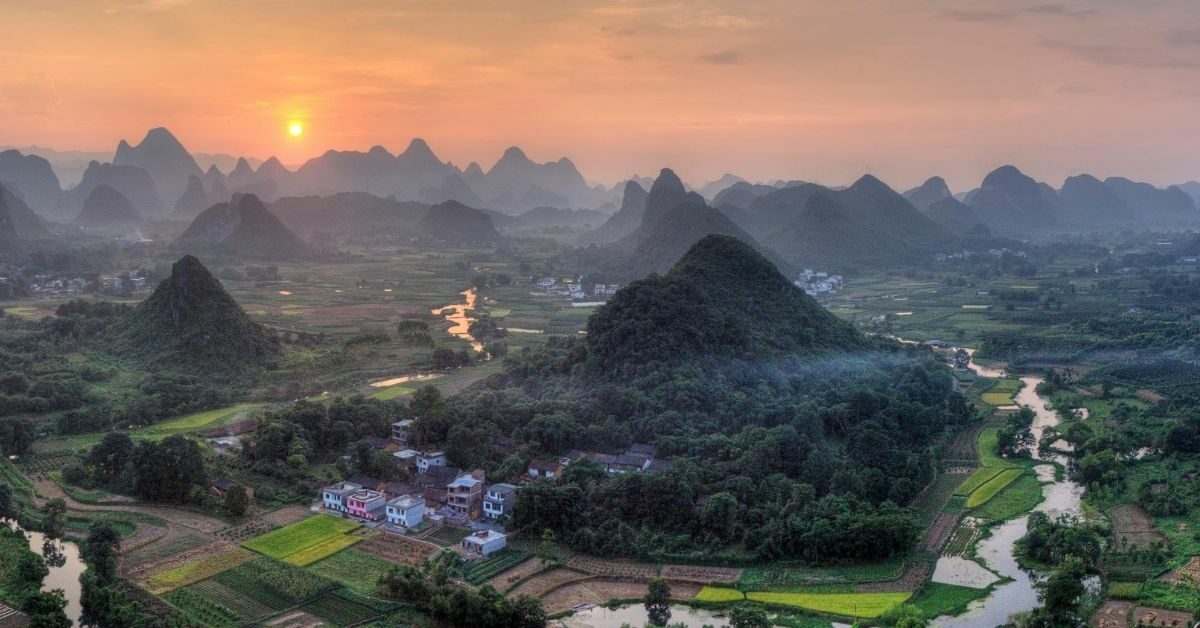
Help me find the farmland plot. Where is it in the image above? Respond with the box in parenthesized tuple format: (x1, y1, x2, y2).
(140, 543, 255, 594)
(966, 468, 1023, 508)
(242, 514, 360, 562)
(356, 532, 438, 566)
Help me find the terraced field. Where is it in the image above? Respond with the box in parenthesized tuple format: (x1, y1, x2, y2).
(744, 591, 912, 618)
(966, 468, 1023, 508)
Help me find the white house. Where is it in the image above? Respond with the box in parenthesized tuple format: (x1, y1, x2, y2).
(417, 451, 447, 474)
(461, 530, 507, 556)
(386, 494, 425, 528)
(483, 483, 517, 520)
(322, 481, 362, 513)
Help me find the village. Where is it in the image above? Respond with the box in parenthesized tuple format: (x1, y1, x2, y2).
(315, 419, 669, 560)
(532, 275, 620, 302)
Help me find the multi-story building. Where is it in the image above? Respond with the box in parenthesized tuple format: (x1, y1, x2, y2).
(385, 494, 425, 528)
(483, 483, 517, 520)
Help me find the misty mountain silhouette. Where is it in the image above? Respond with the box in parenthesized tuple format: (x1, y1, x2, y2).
(174, 193, 314, 260)
(76, 184, 142, 229)
(0, 182, 52, 242)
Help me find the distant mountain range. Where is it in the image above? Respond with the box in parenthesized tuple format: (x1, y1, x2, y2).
(3, 127, 1200, 256)
(0, 182, 52, 243)
(75, 185, 142, 230)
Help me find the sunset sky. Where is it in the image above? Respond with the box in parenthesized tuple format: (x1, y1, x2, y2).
(2, 0, 1199, 190)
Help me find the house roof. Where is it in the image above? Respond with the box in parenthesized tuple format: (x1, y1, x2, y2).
(423, 488, 447, 503)
(488, 483, 517, 496)
(388, 495, 423, 509)
(324, 481, 362, 495)
(462, 530, 506, 545)
(615, 453, 650, 467)
(346, 474, 383, 488)
(448, 475, 481, 489)
(384, 482, 416, 496)
(587, 452, 617, 465)
(528, 459, 565, 472)
(418, 466, 462, 486)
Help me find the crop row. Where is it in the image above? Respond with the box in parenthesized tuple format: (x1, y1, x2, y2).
(464, 549, 531, 584)
(966, 468, 1023, 508)
(186, 578, 282, 621)
(163, 587, 241, 628)
(217, 557, 336, 603)
(302, 589, 394, 625)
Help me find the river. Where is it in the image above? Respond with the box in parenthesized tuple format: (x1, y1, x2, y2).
(432, 288, 483, 352)
(2, 522, 85, 625)
(931, 361, 1085, 627)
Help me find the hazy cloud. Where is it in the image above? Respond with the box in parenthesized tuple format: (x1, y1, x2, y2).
(1168, 29, 1200, 47)
(1041, 37, 1200, 69)
(697, 49, 741, 65)
(944, 3, 1096, 23)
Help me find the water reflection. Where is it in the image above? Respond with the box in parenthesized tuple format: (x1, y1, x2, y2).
(433, 288, 483, 352)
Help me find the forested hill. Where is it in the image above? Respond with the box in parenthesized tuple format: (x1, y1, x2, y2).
(433, 235, 969, 564)
(105, 255, 279, 376)
(586, 235, 869, 376)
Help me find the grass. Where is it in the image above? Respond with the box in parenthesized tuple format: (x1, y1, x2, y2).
(282, 534, 364, 566)
(425, 525, 472, 546)
(909, 583, 991, 618)
(142, 547, 256, 594)
(368, 385, 414, 400)
(981, 379, 1021, 406)
(972, 473, 1044, 523)
(242, 515, 360, 561)
(695, 586, 746, 603)
(976, 428, 1011, 468)
(307, 549, 395, 593)
(954, 467, 1008, 497)
(1107, 581, 1144, 600)
(744, 591, 912, 618)
(737, 560, 907, 589)
(966, 468, 1023, 508)
(1138, 579, 1200, 612)
(34, 403, 263, 452)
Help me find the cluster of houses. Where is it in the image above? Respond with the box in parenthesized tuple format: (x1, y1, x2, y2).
(935, 247, 1028, 262)
(794, 269, 844, 296)
(9, 270, 148, 299)
(319, 421, 670, 554)
(532, 276, 619, 301)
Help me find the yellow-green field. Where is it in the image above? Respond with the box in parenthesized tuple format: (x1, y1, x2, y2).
(966, 468, 1023, 508)
(744, 591, 912, 618)
(243, 515, 360, 562)
(694, 586, 746, 603)
(141, 547, 256, 594)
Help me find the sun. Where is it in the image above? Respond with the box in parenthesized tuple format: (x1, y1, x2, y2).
(288, 121, 304, 137)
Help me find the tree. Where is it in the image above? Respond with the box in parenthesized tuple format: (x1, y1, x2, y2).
(80, 522, 121, 583)
(729, 605, 771, 628)
(0, 483, 13, 518)
(88, 432, 133, 484)
(40, 499, 67, 539)
(22, 590, 70, 628)
(702, 492, 738, 544)
(536, 529, 557, 565)
(224, 485, 250, 517)
(130, 435, 207, 503)
(644, 577, 671, 626)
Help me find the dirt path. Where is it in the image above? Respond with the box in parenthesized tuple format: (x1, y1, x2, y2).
(31, 477, 228, 533)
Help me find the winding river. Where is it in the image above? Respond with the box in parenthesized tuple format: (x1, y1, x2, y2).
(932, 364, 1085, 627)
(433, 288, 483, 352)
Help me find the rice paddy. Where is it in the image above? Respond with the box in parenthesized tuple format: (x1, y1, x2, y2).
(242, 515, 361, 563)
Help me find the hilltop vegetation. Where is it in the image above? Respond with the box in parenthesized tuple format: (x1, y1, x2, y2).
(426, 235, 969, 562)
(105, 255, 279, 376)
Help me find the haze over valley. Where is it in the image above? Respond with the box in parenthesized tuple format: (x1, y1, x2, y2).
(2, 3, 1200, 628)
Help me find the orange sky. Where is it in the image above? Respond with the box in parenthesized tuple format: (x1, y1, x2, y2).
(2, 0, 1199, 190)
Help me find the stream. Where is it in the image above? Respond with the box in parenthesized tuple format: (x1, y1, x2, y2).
(931, 361, 1086, 627)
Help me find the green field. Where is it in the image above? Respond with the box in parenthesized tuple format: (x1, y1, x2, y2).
(142, 547, 256, 594)
(976, 427, 1012, 468)
(966, 468, 1023, 508)
(283, 534, 365, 566)
(954, 466, 1009, 497)
(307, 549, 395, 593)
(243, 515, 360, 561)
(980, 378, 1022, 406)
(744, 591, 912, 618)
(909, 583, 992, 618)
(972, 473, 1044, 523)
(367, 385, 415, 400)
(34, 403, 264, 452)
